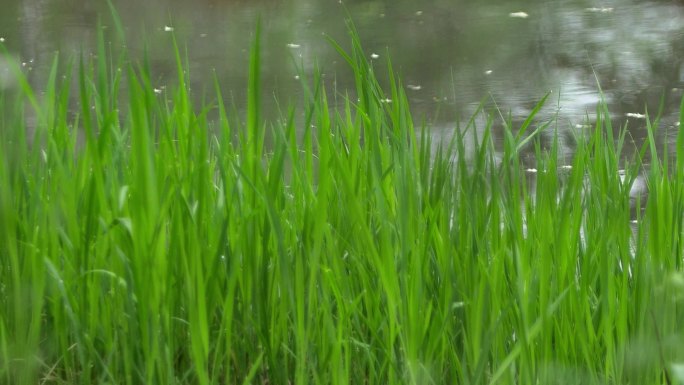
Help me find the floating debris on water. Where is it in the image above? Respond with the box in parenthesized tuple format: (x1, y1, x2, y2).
(380, 98, 392, 103)
(561, 165, 573, 170)
(164, 26, 174, 32)
(525, 168, 538, 173)
(199, 33, 208, 38)
(415, 11, 423, 16)
(585, 7, 614, 13)
(625, 112, 647, 119)
(370, 53, 380, 59)
(294, 75, 300, 80)
(509, 11, 529, 18)
(286, 43, 301, 48)
(407, 84, 422, 91)
(485, 70, 493, 75)
(0, 37, 4, 43)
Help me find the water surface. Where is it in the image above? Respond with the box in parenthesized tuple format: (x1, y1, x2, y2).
(1, 0, 682, 150)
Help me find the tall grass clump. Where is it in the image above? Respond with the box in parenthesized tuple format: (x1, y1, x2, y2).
(1, 23, 684, 385)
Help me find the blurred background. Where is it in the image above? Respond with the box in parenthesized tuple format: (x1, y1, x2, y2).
(0, 0, 682, 152)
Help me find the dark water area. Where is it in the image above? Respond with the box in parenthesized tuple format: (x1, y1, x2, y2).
(0, 0, 682, 155)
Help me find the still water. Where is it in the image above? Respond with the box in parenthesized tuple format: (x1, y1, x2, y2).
(0, 0, 682, 150)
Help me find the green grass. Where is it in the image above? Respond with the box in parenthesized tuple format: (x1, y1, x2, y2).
(1, 22, 684, 385)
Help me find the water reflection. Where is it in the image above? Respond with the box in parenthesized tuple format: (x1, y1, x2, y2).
(0, 0, 682, 142)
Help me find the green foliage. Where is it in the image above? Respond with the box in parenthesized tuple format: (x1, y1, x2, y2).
(0, 25, 683, 385)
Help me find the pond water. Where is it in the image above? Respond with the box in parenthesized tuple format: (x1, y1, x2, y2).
(0, 0, 682, 153)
